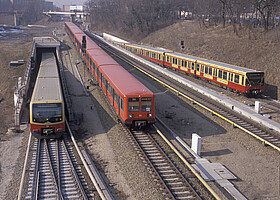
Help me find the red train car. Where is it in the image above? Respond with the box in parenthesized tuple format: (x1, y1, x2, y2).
(65, 22, 155, 127)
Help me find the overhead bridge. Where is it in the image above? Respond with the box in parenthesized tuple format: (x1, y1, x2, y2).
(43, 11, 90, 17)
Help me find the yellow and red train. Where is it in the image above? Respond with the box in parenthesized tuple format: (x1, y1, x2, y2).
(30, 52, 65, 139)
(117, 43, 265, 96)
(65, 22, 155, 127)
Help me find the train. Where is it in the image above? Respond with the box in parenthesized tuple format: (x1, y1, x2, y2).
(115, 43, 265, 96)
(65, 22, 155, 128)
(30, 52, 65, 139)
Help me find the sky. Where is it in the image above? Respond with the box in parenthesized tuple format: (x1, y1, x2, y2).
(52, 0, 88, 8)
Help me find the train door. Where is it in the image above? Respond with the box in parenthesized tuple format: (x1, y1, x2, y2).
(190, 61, 195, 75)
(196, 63, 201, 76)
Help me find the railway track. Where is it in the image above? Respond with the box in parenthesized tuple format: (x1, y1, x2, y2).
(18, 128, 113, 200)
(20, 135, 94, 200)
(129, 129, 203, 200)
(91, 36, 280, 152)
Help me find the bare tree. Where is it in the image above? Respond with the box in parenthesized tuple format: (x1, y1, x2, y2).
(254, 0, 278, 30)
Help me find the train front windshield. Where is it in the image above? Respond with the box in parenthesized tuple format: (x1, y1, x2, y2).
(128, 97, 153, 112)
(141, 97, 153, 112)
(32, 103, 63, 123)
(246, 72, 264, 86)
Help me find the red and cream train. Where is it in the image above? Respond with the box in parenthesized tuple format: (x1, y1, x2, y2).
(117, 43, 265, 96)
(65, 22, 155, 127)
(30, 52, 65, 138)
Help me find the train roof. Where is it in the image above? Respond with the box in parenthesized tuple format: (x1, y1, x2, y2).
(65, 22, 84, 34)
(87, 49, 119, 66)
(166, 51, 258, 73)
(126, 43, 167, 54)
(75, 34, 100, 50)
(31, 52, 63, 103)
(100, 64, 153, 97)
(126, 43, 262, 74)
(87, 38, 100, 50)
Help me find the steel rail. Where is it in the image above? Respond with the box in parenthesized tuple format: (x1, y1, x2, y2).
(44, 139, 61, 199)
(153, 125, 222, 200)
(131, 129, 203, 200)
(17, 132, 32, 200)
(130, 130, 176, 199)
(66, 120, 109, 200)
(33, 138, 41, 200)
(61, 138, 88, 200)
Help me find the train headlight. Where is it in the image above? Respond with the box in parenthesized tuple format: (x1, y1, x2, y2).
(128, 114, 134, 118)
(147, 113, 153, 117)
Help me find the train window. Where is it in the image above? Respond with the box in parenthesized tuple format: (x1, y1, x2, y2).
(96, 67, 99, 76)
(141, 97, 152, 112)
(209, 67, 212, 75)
(103, 75, 107, 86)
(113, 89, 117, 103)
(241, 76, 244, 85)
(115, 93, 120, 105)
(100, 73, 103, 85)
(159, 55, 161, 60)
(32, 103, 63, 123)
(184, 61, 187, 67)
(218, 70, 223, 78)
(128, 97, 139, 102)
(166, 56, 169, 62)
(128, 102, 139, 112)
(205, 66, 208, 74)
(128, 98, 140, 112)
(234, 75, 239, 83)
(230, 73, 233, 82)
(188, 62, 191, 69)
(192, 63, 194, 70)
(120, 98, 124, 111)
(201, 65, 204, 72)
(223, 71, 227, 80)
(108, 83, 113, 95)
(196, 64, 200, 71)
(246, 78, 250, 86)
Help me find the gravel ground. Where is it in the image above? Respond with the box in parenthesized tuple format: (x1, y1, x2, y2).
(0, 128, 28, 200)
